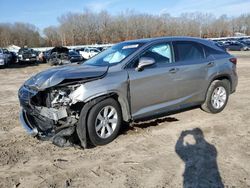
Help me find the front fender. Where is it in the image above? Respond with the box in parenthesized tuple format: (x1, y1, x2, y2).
(69, 70, 131, 121)
(85, 91, 131, 122)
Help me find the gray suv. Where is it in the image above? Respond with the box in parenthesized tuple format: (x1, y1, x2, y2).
(18, 37, 238, 148)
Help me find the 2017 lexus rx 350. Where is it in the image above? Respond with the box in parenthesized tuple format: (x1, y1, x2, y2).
(18, 37, 238, 148)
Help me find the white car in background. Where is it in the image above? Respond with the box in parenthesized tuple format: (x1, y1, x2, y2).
(79, 48, 101, 59)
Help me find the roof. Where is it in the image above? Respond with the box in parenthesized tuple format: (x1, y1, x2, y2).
(124, 36, 208, 42)
(122, 36, 214, 46)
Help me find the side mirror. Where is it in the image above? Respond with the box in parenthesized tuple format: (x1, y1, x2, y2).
(136, 57, 156, 71)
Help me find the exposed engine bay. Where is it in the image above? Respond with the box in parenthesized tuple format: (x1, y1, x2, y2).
(20, 84, 85, 147)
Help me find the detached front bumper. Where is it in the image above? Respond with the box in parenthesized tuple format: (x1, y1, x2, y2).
(19, 109, 38, 137)
(19, 107, 57, 140)
(19, 109, 76, 147)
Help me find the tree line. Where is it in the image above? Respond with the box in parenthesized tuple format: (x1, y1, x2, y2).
(0, 23, 42, 47)
(1, 10, 250, 47)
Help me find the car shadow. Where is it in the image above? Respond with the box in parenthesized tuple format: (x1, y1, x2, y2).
(120, 105, 201, 134)
(175, 128, 224, 188)
(120, 116, 179, 134)
(134, 116, 179, 128)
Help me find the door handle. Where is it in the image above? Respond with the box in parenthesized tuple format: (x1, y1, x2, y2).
(207, 62, 214, 67)
(169, 68, 179, 73)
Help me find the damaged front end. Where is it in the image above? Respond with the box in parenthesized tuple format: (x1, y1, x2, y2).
(18, 64, 109, 147)
(19, 84, 85, 147)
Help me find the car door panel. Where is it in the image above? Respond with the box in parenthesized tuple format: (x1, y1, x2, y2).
(127, 63, 180, 118)
(171, 41, 215, 104)
(127, 41, 214, 119)
(168, 59, 213, 104)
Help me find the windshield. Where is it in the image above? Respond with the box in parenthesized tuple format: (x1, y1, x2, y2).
(84, 42, 144, 66)
(19, 48, 34, 53)
(69, 51, 79, 56)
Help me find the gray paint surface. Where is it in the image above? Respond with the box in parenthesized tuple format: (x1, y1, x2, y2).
(19, 36, 238, 122)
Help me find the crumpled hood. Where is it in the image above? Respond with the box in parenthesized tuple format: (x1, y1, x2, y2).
(24, 64, 108, 90)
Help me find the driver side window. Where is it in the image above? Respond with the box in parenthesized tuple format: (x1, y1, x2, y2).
(132, 43, 172, 67)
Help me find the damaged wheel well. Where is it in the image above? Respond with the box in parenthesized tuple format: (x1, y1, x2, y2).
(95, 93, 130, 122)
(76, 92, 131, 148)
(75, 92, 131, 122)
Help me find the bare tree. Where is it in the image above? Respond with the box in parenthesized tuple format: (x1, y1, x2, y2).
(1, 11, 250, 47)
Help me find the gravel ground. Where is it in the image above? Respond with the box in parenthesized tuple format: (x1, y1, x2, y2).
(0, 52, 249, 188)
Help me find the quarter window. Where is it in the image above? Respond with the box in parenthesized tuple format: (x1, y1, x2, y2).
(204, 45, 226, 57)
(173, 41, 205, 62)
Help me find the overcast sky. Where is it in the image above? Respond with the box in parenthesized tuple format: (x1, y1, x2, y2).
(0, 0, 249, 30)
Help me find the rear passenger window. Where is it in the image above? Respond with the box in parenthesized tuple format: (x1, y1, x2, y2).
(173, 41, 205, 62)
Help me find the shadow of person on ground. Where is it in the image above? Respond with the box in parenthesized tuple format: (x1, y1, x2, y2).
(175, 128, 224, 188)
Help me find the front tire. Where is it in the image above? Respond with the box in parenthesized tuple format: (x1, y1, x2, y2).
(201, 80, 230, 113)
(87, 98, 122, 146)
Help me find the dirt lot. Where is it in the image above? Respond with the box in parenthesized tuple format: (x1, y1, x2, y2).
(0, 52, 249, 188)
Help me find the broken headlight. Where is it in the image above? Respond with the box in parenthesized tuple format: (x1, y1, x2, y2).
(50, 89, 72, 108)
(49, 85, 81, 108)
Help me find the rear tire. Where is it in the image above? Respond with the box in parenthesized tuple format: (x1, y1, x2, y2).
(201, 80, 230, 113)
(87, 98, 122, 146)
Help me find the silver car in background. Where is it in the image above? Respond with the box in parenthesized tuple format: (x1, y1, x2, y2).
(18, 37, 238, 148)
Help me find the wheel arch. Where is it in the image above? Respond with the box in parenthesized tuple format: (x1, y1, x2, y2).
(210, 74, 232, 92)
(202, 74, 232, 103)
(201, 75, 231, 113)
(83, 92, 131, 122)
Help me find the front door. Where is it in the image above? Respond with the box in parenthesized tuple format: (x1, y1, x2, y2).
(127, 43, 179, 118)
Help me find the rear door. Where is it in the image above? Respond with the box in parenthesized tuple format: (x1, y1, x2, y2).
(170, 41, 215, 104)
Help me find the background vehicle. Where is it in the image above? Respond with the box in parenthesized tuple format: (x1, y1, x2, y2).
(38, 51, 46, 63)
(239, 39, 250, 48)
(48, 47, 83, 65)
(79, 47, 101, 59)
(17, 48, 37, 64)
(2, 49, 18, 64)
(68, 50, 83, 63)
(43, 49, 52, 62)
(0, 53, 6, 68)
(0, 48, 9, 67)
(215, 41, 227, 51)
(226, 41, 249, 51)
(48, 46, 70, 65)
(18, 37, 237, 148)
(9, 51, 18, 64)
(75, 47, 85, 54)
(2, 49, 13, 64)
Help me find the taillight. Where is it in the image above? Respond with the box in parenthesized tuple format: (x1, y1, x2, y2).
(229, 57, 237, 65)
